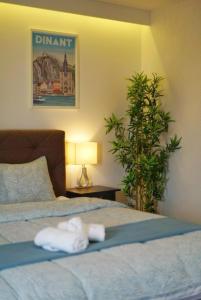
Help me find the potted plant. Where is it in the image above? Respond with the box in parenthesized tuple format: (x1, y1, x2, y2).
(105, 73, 181, 213)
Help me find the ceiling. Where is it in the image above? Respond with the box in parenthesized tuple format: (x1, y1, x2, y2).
(3, 0, 176, 24)
(96, 0, 173, 10)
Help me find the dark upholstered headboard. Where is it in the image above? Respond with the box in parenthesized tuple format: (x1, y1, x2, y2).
(0, 130, 66, 197)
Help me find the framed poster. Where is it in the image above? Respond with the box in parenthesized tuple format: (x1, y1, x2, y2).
(31, 30, 78, 108)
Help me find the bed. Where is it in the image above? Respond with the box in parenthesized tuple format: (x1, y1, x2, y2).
(0, 129, 201, 300)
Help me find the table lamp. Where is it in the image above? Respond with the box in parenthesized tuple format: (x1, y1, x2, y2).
(66, 142, 98, 188)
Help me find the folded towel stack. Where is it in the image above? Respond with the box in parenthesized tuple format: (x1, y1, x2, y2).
(58, 217, 105, 242)
(34, 217, 105, 254)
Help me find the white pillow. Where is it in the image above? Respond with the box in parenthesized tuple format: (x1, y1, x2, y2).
(0, 156, 56, 204)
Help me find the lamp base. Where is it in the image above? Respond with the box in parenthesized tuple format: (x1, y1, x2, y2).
(77, 165, 90, 188)
(76, 185, 92, 189)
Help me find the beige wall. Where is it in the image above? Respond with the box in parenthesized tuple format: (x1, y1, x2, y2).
(0, 3, 141, 189)
(142, 0, 201, 223)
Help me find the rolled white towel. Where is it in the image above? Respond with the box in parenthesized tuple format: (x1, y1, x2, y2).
(58, 217, 105, 242)
(34, 227, 88, 253)
(58, 217, 84, 233)
(88, 224, 105, 242)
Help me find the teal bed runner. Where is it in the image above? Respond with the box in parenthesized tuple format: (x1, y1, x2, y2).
(0, 217, 201, 271)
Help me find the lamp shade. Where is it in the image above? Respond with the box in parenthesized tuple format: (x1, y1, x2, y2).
(66, 142, 97, 165)
(75, 142, 97, 165)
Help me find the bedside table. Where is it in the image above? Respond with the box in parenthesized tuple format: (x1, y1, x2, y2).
(66, 185, 120, 201)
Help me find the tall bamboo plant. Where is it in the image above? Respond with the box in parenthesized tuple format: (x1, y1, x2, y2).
(105, 73, 181, 213)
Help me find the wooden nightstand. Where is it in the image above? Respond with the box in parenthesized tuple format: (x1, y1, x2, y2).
(66, 185, 120, 201)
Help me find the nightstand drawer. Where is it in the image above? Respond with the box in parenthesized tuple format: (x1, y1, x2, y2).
(93, 191, 116, 200)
